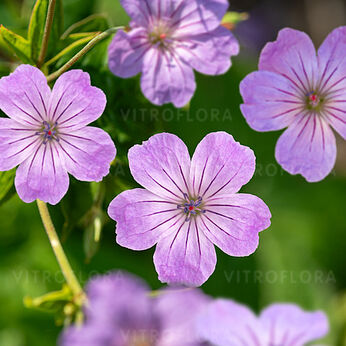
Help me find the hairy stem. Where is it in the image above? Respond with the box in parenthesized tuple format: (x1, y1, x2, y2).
(46, 26, 124, 82)
(36, 200, 85, 304)
(37, 0, 56, 68)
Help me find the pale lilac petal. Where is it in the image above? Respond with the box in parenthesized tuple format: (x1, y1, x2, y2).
(153, 217, 217, 287)
(0, 118, 40, 171)
(190, 132, 255, 199)
(172, 0, 229, 36)
(140, 47, 196, 107)
(15, 143, 69, 205)
(259, 28, 318, 95)
(240, 71, 304, 131)
(0, 65, 50, 126)
(120, 0, 151, 27)
(324, 105, 346, 140)
(200, 194, 271, 257)
(128, 133, 191, 201)
(155, 288, 210, 346)
(108, 28, 151, 78)
(58, 126, 116, 182)
(275, 114, 336, 182)
(196, 299, 265, 345)
(317, 26, 346, 96)
(178, 26, 239, 76)
(260, 304, 329, 345)
(108, 189, 180, 250)
(49, 70, 106, 130)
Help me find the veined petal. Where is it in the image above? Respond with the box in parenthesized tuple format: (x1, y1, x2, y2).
(259, 28, 318, 95)
(260, 304, 329, 345)
(177, 26, 239, 76)
(0, 118, 40, 171)
(120, 0, 152, 27)
(240, 71, 304, 131)
(200, 194, 271, 257)
(196, 299, 264, 346)
(323, 105, 346, 140)
(140, 47, 196, 107)
(317, 26, 346, 95)
(49, 70, 106, 130)
(15, 142, 69, 205)
(275, 114, 336, 182)
(172, 0, 229, 36)
(0, 65, 50, 126)
(108, 189, 181, 250)
(58, 126, 116, 182)
(190, 132, 255, 199)
(108, 28, 151, 78)
(128, 133, 191, 202)
(153, 217, 217, 287)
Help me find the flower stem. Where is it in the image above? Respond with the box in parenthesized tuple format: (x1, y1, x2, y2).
(37, 0, 57, 68)
(36, 199, 85, 304)
(46, 26, 124, 83)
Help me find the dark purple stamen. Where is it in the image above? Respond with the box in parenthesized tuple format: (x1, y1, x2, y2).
(36, 121, 59, 144)
(177, 194, 206, 222)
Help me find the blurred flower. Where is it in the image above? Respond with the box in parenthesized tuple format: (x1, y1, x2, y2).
(0, 65, 116, 205)
(108, 0, 239, 107)
(108, 132, 271, 287)
(240, 27, 346, 182)
(59, 271, 209, 346)
(197, 299, 329, 345)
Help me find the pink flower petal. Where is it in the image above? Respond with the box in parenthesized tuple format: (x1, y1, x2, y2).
(128, 133, 191, 202)
(58, 126, 116, 182)
(275, 113, 336, 182)
(49, 70, 106, 130)
(108, 188, 181, 250)
(190, 132, 255, 199)
(0, 65, 50, 126)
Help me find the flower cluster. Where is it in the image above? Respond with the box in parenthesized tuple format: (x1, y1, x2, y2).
(60, 272, 329, 346)
(108, 0, 239, 107)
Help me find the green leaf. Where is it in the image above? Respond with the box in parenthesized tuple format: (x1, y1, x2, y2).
(61, 14, 108, 40)
(0, 169, 16, 206)
(0, 25, 33, 64)
(28, 0, 64, 62)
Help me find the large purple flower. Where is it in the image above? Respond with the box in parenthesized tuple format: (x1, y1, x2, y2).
(108, 132, 271, 287)
(240, 27, 346, 182)
(0, 65, 116, 205)
(60, 272, 209, 346)
(197, 299, 329, 345)
(108, 0, 239, 107)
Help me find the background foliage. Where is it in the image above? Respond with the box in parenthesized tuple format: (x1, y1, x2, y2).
(0, 0, 345, 345)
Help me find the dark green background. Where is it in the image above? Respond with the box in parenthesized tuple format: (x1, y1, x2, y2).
(0, 0, 345, 345)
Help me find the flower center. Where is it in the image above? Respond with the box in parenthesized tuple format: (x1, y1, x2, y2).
(36, 121, 60, 144)
(148, 20, 172, 46)
(306, 91, 323, 110)
(177, 193, 206, 222)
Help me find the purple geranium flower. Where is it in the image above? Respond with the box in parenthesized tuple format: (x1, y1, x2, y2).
(240, 27, 346, 182)
(197, 299, 329, 345)
(108, 132, 271, 287)
(60, 272, 209, 346)
(0, 65, 116, 205)
(108, 0, 239, 107)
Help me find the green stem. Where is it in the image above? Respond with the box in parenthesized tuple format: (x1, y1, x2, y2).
(46, 26, 124, 83)
(36, 200, 85, 304)
(37, 0, 56, 68)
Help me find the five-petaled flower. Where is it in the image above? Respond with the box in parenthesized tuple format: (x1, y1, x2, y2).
(0, 65, 116, 205)
(60, 271, 209, 346)
(108, 132, 271, 287)
(240, 27, 346, 182)
(108, 0, 240, 107)
(197, 299, 329, 345)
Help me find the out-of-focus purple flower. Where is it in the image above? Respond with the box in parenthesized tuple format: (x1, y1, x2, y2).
(240, 27, 346, 182)
(197, 299, 329, 345)
(108, 0, 240, 107)
(108, 132, 271, 287)
(0, 65, 116, 205)
(60, 272, 209, 346)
